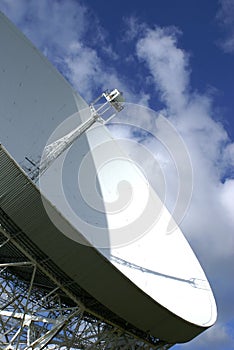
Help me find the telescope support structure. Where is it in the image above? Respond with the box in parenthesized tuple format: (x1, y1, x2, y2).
(0, 224, 172, 350)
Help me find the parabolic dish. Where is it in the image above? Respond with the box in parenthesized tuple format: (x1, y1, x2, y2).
(0, 11, 217, 344)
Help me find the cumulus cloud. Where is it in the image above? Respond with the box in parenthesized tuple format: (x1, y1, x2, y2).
(64, 40, 136, 102)
(137, 27, 190, 113)
(216, 0, 234, 53)
(0, 0, 87, 52)
(134, 24, 234, 349)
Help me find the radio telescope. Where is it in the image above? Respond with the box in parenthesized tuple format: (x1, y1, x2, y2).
(0, 11, 217, 350)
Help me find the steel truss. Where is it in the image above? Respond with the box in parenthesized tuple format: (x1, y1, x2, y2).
(0, 224, 173, 350)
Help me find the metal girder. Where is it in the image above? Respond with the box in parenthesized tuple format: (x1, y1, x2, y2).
(0, 222, 173, 350)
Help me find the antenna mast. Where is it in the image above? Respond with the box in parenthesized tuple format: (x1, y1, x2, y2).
(27, 89, 124, 181)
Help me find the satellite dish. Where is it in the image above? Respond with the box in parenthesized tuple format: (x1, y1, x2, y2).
(34, 97, 217, 342)
(0, 10, 217, 345)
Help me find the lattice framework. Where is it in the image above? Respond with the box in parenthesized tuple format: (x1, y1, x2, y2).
(0, 224, 173, 350)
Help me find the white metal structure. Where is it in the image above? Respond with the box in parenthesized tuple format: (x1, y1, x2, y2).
(27, 88, 124, 180)
(0, 10, 217, 349)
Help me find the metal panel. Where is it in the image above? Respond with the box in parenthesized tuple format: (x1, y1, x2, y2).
(0, 11, 87, 164)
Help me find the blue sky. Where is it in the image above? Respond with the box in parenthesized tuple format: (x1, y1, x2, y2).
(0, 0, 234, 349)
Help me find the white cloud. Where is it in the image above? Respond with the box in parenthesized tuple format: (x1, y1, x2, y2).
(137, 27, 190, 113)
(224, 140, 234, 165)
(177, 323, 234, 350)
(216, 0, 234, 53)
(220, 179, 234, 225)
(122, 16, 147, 42)
(134, 25, 234, 349)
(0, 0, 87, 51)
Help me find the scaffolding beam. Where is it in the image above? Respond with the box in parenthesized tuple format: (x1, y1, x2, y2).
(0, 223, 172, 350)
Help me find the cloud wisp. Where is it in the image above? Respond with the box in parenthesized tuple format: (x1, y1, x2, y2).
(216, 0, 234, 53)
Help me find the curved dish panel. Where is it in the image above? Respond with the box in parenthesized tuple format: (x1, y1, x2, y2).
(0, 11, 217, 344)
